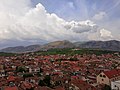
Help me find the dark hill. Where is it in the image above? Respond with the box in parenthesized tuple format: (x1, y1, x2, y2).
(0, 40, 120, 53)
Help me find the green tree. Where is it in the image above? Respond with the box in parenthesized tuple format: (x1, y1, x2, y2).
(102, 84, 111, 90)
(38, 80, 45, 86)
(16, 66, 26, 73)
(38, 75, 51, 87)
(23, 73, 33, 79)
(44, 75, 51, 87)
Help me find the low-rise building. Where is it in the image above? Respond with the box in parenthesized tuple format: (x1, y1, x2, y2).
(97, 69, 120, 86)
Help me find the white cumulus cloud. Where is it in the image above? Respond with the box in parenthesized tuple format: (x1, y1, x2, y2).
(64, 20, 97, 33)
(0, 0, 114, 48)
(100, 28, 113, 38)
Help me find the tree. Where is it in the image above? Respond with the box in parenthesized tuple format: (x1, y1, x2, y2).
(102, 84, 111, 90)
(44, 75, 51, 87)
(16, 66, 26, 73)
(38, 80, 45, 86)
(23, 73, 33, 79)
(38, 75, 51, 87)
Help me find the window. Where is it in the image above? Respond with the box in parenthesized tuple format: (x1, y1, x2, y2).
(103, 75, 106, 78)
(100, 74, 102, 77)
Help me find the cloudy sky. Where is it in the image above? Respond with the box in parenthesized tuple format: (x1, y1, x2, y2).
(0, 0, 120, 48)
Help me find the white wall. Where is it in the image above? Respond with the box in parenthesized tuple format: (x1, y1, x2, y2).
(111, 81, 120, 90)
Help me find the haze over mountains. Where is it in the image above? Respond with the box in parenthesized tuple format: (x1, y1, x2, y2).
(0, 40, 120, 53)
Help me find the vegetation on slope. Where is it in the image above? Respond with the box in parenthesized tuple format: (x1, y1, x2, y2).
(35, 48, 119, 56)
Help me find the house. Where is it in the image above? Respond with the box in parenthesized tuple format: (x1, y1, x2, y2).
(0, 65, 5, 77)
(28, 66, 40, 73)
(97, 69, 120, 86)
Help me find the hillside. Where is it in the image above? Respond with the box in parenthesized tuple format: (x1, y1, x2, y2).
(0, 40, 120, 53)
(0, 40, 75, 53)
(75, 40, 120, 51)
(0, 45, 41, 53)
(41, 40, 75, 50)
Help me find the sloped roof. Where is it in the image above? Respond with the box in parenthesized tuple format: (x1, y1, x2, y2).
(103, 69, 120, 79)
(4, 86, 18, 90)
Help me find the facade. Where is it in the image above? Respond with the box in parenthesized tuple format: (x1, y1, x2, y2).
(97, 72, 110, 85)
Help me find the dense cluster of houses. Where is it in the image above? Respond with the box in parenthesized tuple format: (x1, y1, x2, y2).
(0, 52, 120, 90)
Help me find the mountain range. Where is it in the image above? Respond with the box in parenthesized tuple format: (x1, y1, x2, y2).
(0, 40, 120, 53)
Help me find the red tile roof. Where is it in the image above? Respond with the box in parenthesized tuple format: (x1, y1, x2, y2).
(4, 86, 18, 90)
(103, 69, 120, 79)
(54, 86, 65, 90)
(7, 76, 16, 82)
(22, 82, 33, 89)
(71, 79, 96, 90)
(34, 86, 52, 90)
(71, 76, 78, 79)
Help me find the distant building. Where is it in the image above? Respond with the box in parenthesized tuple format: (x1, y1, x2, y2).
(28, 66, 40, 73)
(0, 65, 5, 77)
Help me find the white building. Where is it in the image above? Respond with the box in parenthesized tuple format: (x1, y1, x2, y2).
(111, 80, 120, 90)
